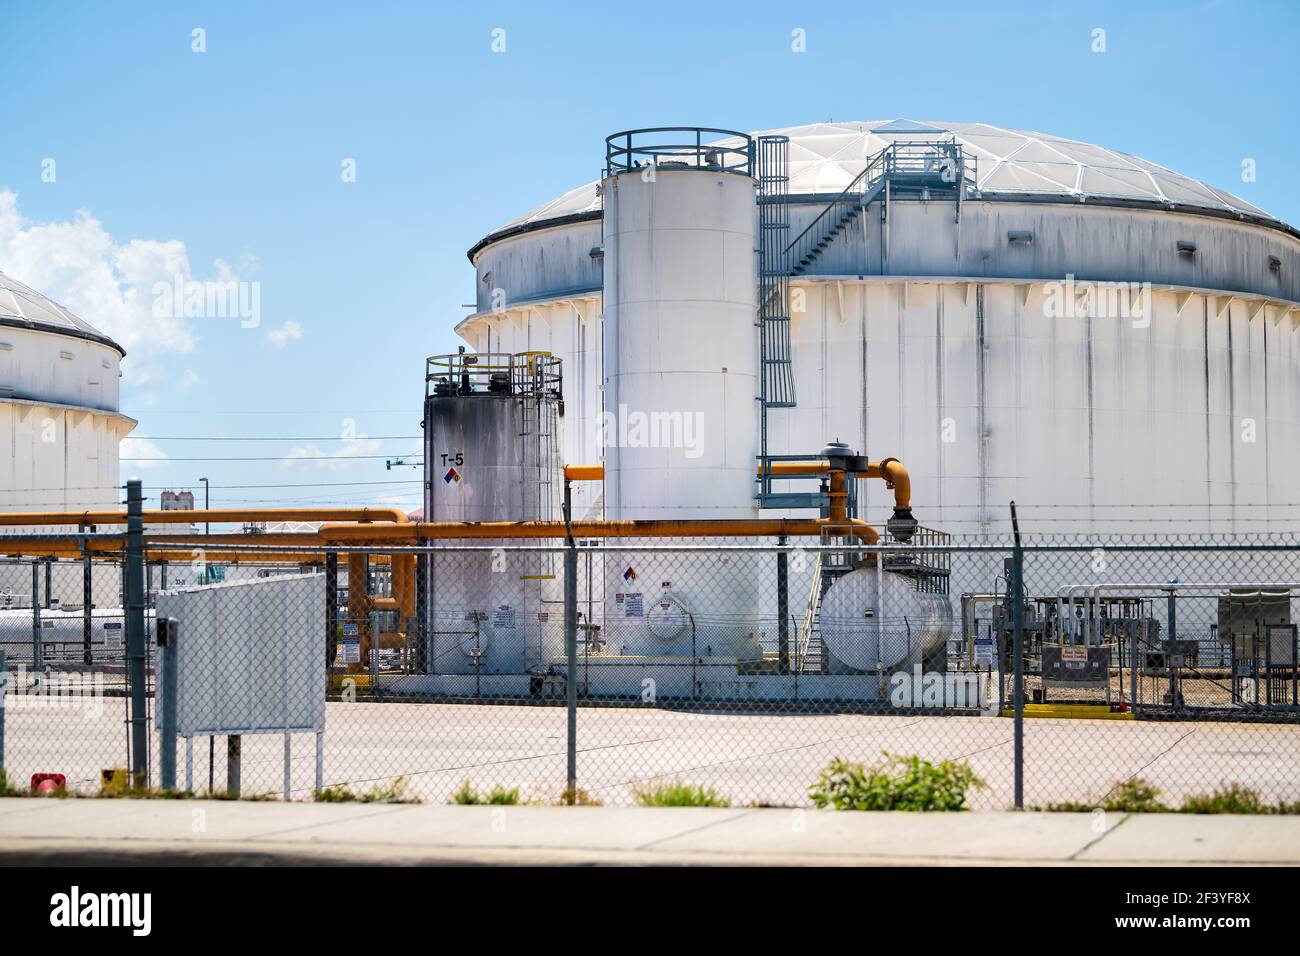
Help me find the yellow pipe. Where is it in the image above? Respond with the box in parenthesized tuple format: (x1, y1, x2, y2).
(756, 458, 911, 510)
(758, 460, 830, 476)
(827, 468, 848, 523)
(568, 456, 909, 524)
(562, 463, 604, 481)
(318, 517, 877, 543)
(396, 554, 416, 621)
(864, 458, 911, 509)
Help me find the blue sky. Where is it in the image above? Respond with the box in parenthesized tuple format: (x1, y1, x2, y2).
(2, 0, 1296, 511)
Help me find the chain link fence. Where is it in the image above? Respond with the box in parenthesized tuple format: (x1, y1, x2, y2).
(2, 527, 1299, 811)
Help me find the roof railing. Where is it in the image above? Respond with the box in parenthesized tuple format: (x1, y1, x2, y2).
(604, 127, 753, 177)
(426, 351, 562, 399)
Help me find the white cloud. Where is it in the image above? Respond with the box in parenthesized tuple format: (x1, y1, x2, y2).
(280, 434, 381, 471)
(180, 368, 201, 387)
(119, 434, 170, 470)
(0, 188, 255, 361)
(265, 320, 303, 350)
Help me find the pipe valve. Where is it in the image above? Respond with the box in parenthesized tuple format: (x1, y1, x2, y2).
(886, 507, 918, 543)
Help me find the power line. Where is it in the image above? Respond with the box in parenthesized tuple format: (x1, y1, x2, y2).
(135, 435, 422, 442)
(131, 409, 415, 416)
(121, 453, 423, 462)
(0, 479, 424, 493)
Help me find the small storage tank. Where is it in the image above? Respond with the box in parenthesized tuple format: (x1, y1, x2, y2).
(422, 352, 562, 675)
(0, 606, 154, 663)
(818, 567, 952, 673)
(603, 587, 764, 660)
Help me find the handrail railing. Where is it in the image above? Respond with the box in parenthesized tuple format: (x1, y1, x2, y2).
(604, 127, 753, 177)
(426, 351, 562, 398)
(783, 140, 979, 275)
(794, 550, 824, 672)
(783, 148, 888, 260)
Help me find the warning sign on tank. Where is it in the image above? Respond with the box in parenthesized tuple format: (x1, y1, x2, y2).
(444, 467, 461, 484)
(624, 592, 644, 618)
(493, 604, 516, 630)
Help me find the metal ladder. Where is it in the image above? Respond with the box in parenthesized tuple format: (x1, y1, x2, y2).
(756, 135, 794, 410)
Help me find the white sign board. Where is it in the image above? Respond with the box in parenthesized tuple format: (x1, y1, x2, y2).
(341, 637, 360, 665)
(156, 573, 326, 736)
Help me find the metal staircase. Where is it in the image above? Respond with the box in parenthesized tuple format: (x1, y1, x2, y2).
(785, 140, 975, 276)
(792, 546, 863, 674)
(754, 139, 976, 509)
(786, 147, 889, 276)
(793, 552, 827, 673)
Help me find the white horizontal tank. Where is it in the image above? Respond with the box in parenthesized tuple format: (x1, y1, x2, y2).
(818, 566, 953, 674)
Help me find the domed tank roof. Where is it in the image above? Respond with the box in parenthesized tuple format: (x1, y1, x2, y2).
(470, 119, 1290, 259)
(0, 268, 125, 356)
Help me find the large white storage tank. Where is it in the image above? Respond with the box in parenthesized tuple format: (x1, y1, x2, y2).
(0, 269, 135, 609)
(597, 131, 766, 668)
(600, 131, 760, 521)
(459, 121, 1300, 541)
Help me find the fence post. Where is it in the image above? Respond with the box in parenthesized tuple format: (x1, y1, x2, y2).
(563, 478, 578, 804)
(124, 478, 149, 788)
(1129, 620, 1138, 713)
(370, 610, 380, 688)
(414, 552, 428, 674)
(325, 551, 338, 667)
(82, 549, 93, 666)
(776, 535, 790, 675)
(227, 735, 241, 796)
(157, 617, 178, 790)
(1166, 588, 1179, 712)
(31, 561, 41, 670)
(1009, 502, 1024, 811)
(0, 651, 6, 782)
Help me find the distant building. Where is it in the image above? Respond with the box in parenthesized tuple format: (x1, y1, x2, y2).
(160, 490, 195, 511)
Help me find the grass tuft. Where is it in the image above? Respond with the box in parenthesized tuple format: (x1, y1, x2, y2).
(809, 753, 985, 812)
(634, 781, 730, 808)
(451, 781, 521, 805)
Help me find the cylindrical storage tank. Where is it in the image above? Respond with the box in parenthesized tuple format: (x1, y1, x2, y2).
(596, 131, 766, 671)
(601, 131, 760, 521)
(819, 567, 953, 674)
(422, 353, 562, 676)
(0, 606, 155, 663)
(0, 270, 136, 606)
(464, 120, 1300, 543)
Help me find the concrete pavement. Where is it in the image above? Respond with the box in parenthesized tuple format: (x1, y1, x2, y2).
(0, 797, 1297, 865)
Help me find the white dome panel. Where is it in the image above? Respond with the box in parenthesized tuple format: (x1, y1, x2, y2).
(477, 119, 1288, 251)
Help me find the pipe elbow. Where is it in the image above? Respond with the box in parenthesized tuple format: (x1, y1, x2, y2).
(875, 457, 911, 509)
